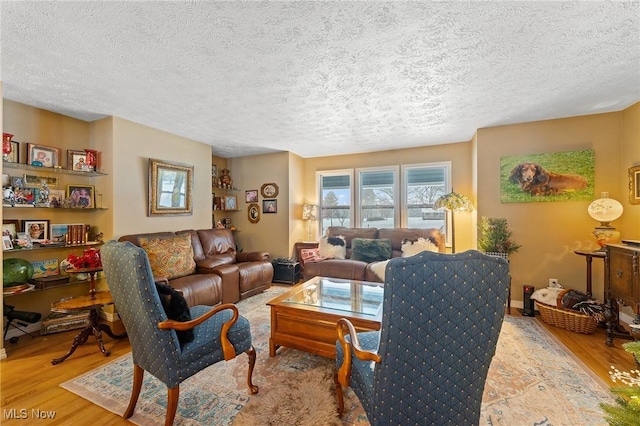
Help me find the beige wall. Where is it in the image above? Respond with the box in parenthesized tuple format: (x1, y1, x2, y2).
(110, 117, 213, 237)
(226, 152, 292, 258)
(622, 103, 640, 238)
(476, 111, 629, 302)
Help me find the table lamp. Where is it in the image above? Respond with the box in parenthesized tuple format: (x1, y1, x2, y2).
(434, 192, 474, 253)
(302, 204, 318, 242)
(587, 192, 623, 250)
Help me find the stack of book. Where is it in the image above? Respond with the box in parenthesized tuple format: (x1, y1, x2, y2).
(65, 224, 89, 245)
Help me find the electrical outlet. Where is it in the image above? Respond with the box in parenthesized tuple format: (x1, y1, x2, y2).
(549, 278, 559, 286)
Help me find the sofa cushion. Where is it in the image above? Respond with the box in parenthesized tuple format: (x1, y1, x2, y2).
(401, 237, 439, 257)
(300, 248, 322, 263)
(319, 235, 346, 259)
(139, 233, 196, 280)
(351, 238, 392, 263)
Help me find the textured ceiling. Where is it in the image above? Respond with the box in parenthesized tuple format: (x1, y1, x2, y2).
(1, 1, 639, 159)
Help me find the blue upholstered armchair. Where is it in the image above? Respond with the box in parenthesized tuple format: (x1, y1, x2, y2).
(101, 241, 258, 426)
(335, 250, 510, 425)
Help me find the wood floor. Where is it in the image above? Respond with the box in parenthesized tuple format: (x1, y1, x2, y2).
(0, 309, 636, 425)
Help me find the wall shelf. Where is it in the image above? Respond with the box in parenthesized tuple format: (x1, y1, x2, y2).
(3, 161, 108, 177)
(2, 205, 108, 211)
(4, 241, 103, 254)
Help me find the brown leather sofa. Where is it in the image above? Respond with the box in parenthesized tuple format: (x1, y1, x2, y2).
(301, 226, 446, 282)
(119, 228, 273, 306)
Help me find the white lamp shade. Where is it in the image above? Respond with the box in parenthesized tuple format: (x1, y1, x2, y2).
(587, 193, 623, 226)
(302, 204, 317, 221)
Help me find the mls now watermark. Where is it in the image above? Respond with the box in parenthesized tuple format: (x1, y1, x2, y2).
(3, 408, 56, 420)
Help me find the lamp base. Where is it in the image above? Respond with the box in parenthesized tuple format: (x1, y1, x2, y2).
(592, 226, 621, 249)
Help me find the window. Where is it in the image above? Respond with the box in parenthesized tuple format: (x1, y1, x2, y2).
(317, 162, 450, 235)
(401, 162, 451, 232)
(317, 170, 353, 235)
(356, 167, 399, 228)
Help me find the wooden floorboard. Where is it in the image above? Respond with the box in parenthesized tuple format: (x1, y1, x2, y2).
(1, 311, 637, 424)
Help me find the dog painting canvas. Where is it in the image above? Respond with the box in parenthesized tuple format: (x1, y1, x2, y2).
(501, 149, 594, 203)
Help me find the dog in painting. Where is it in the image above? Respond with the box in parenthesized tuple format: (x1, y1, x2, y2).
(509, 162, 588, 196)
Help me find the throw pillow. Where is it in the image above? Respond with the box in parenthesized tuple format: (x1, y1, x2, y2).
(318, 235, 346, 259)
(351, 238, 392, 263)
(300, 248, 322, 263)
(401, 237, 439, 257)
(155, 282, 194, 346)
(370, 259, 390, 281)
(530, 287, 564, 306)
(139, 234, 196, 280)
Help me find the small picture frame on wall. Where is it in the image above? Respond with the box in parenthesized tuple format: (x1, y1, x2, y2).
(27, 143, 60, 168)
(263, 199, 277, 214)
(629, 165, 640, 205)
(245, 190, 258, 203)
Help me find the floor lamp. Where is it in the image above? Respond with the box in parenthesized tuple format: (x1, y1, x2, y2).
(434, 192, 474, 253)
(302, 204, 318, 242)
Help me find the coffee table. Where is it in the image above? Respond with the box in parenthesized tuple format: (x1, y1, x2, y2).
(267, 276, 383, 358)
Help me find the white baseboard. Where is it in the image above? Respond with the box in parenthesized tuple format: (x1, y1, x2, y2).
(4, 321, 41, 341)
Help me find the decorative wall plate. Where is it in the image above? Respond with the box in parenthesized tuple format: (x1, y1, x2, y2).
(248, 203, 260, 223)
(261, 182, 279, 198)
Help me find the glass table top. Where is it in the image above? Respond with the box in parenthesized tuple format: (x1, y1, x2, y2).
(282, 276, 384, 316)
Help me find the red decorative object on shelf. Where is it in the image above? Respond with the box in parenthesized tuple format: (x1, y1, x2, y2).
(3, 133, 13, 161)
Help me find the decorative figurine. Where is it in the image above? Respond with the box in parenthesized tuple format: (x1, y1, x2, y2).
(220, 168, 233, 189)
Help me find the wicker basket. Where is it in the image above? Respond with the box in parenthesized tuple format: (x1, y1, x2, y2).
(536, 302, 599, 334)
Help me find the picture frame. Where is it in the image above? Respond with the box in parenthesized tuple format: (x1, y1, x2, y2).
(49, 189, 66, 208)
(629, 165, 640, 205)
(23, 174, 58, 187)
(10, 176, 24, 189)
(248, 203, 260, 223)
(66, 184, 95, 208)
(2, 235, 13, 251)
(23, 219, 50, 242)
(245, 189, 258, 203)
(149, 158, 193, 216)
(6, 141, 19, 163)
(27, 143, 60, 168)
(263, 199, 277, 214)
(224, 195, 238, 211)
(15, 232, 33, 249)
(2, 219, 20, 240)
(67, 149, 89, 171)
(261, 182, 279, 198)
(14, 187, 39, 205)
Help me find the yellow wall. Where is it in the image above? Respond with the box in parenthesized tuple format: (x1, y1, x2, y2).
(622, 103, 640, 238)
(109, 117, 213, 237)
(476, 111, 629, 302)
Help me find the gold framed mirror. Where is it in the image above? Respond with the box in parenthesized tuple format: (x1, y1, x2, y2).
(148, 158, 193, 216)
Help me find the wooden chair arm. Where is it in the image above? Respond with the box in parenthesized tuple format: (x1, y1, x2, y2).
(336, 318, 381, 387)
(158, 303, 239, 360)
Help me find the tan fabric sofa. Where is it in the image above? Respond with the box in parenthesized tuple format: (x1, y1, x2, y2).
(119, 228, 273, 306)
(301, 226, 446, 282)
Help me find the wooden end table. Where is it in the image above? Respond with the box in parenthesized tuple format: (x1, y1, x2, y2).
(50, 290, 127, 365)
(267, 276, 383, 358)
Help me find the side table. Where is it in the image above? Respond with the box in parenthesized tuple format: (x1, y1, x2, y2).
(50, 290, 127, 365)
(574, 250, 605, 297)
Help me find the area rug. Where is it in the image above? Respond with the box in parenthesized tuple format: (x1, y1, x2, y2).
(61, 286, 614, 425)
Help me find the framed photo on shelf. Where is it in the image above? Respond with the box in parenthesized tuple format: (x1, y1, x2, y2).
(224, 195, 237, 211)
(23, 219, 50, 242)
(2, 235, 13, 251)
(2, 219, 20, 240)
(263, 199, 277, 214)
(66, 184, 95, 208)
(49, 189, 66, 208)
(24, 174, 58, 187)
(67, 149, 89, 171)
(245, 190, 258, 203)
(6, 141, 19, 163)
(27, 143, 60, 168)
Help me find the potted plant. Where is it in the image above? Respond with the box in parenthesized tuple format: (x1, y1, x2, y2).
(477, 217, 521, 258)
(600, 341, 640, 425)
